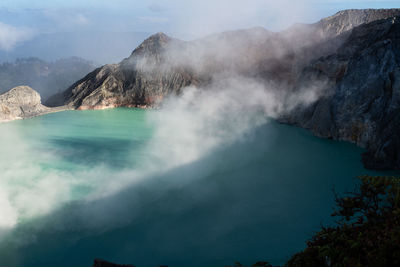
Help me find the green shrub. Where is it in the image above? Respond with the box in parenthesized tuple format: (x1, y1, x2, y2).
(286, 176, 400, 267)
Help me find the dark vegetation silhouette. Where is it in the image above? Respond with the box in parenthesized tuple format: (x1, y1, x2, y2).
(286, 175, 400, 267)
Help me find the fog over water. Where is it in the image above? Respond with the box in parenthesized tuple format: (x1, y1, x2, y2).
(0, 103, 385, 266)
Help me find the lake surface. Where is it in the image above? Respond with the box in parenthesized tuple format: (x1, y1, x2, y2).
(0, 108, 388, 267)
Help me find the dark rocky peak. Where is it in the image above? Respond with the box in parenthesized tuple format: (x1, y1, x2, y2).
(337, 14, 400, 57)
(132, 32, 172, 53)
(121, 32, 182, 68)
(283, 8, 400, 50)
(316, 8, 400, 37)
(280, 9, 400, 68)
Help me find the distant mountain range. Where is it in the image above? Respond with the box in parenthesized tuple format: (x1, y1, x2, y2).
(0, 57, 95, 101)
(0, 31, 149, 65)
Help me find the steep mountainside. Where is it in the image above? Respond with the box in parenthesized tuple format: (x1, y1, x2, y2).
(53, 9, 400, 169)
(316, 9, 400, 37)
(0, 86, 68, 122)
(58, 33, 198, 109)
(283, 16, 400, 169)
(0, 57, 95, 102)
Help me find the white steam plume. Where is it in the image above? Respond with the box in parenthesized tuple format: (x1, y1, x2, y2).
(0, 22, 35, 51)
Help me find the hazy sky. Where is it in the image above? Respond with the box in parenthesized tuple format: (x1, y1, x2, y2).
(0, 0, 399, 51)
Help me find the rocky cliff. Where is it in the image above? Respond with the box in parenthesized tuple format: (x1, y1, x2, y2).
(0, 86, 68, 122)
(316, 9, 400, 37)
(53, 9, 400, 169)
(283, 15, 400, 170)
(52, 33, 198, 110)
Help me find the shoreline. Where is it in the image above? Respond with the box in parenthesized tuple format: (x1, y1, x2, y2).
(0, 104, 158, 123)
(0, 105, 73, 123)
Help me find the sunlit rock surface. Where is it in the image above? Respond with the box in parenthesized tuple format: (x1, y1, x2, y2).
(56, 33, 197, 110)
(317, 9, 400, 37)
(0, 86, 69, 122)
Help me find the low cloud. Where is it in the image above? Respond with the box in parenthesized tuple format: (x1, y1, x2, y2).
(165, 0, 315, 38)
(0, 22, 35, 51)
(42, 9, 91, 31)
(148, 3, 167, 13)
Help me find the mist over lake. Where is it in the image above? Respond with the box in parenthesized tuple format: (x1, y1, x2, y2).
(0, 108, 385, 266)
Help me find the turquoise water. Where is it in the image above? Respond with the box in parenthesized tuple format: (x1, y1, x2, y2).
(0, 108, 390, 266)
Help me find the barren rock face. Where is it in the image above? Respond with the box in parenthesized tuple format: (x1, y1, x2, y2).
(317, 9, 400, 37)
(283, 15, 400, 170)
(58, 33, 198, 110)
(0, 86, 53, 122)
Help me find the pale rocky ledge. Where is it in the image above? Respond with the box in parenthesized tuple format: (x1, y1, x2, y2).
(0, 86, 70, 122)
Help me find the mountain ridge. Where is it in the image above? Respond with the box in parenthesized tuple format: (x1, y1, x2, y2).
(316, 8, 400, 36)
(58, 9, 400, 111)
(0, 57, 95, 102)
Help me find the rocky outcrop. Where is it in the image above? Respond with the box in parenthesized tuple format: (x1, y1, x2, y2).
(0, 86, 68, 122)
(316, 9, 400, 37)
(282, 15, 400, 170)
(58, 33, 198, 110)
(53, 9, 400, 169)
